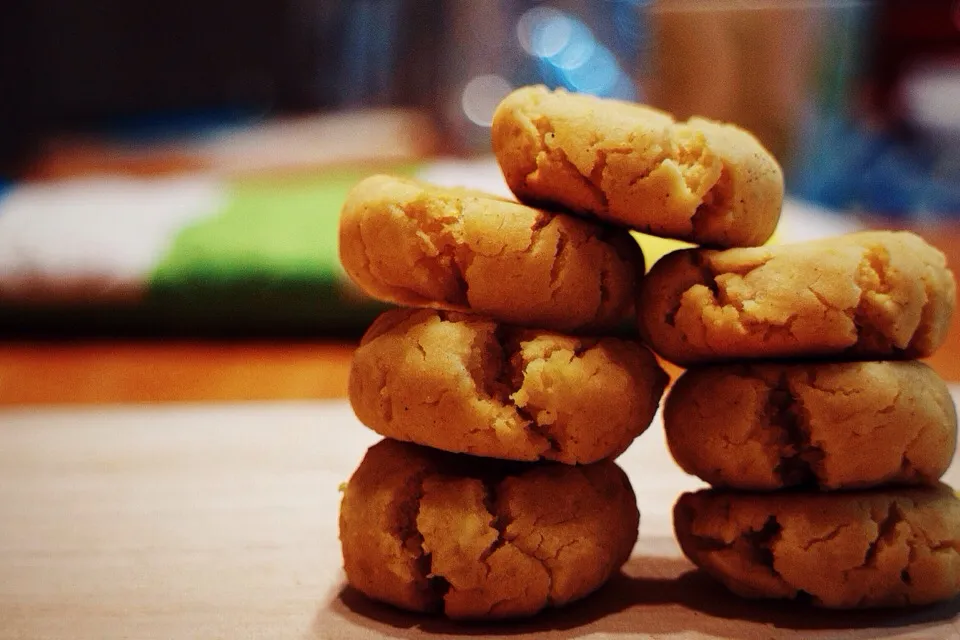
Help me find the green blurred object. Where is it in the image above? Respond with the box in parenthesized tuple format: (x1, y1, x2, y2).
(0, 165, 422, 337)
(147, 169, 401, 334)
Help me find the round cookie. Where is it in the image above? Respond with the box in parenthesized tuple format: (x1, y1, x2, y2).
(674, 485, 960, 608)
(638, 231, 956, 365)
(349, 307, 668, 464)
(491, 85, 784, 247)
(665, 360, 957, 491)
(339, 439, 639, 619)
(339, 173, 644, 332)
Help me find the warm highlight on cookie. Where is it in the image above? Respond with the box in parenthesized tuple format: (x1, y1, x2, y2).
(638, 231, 956, 365)
(675, 485, 960, 608)
(492, 85, 784, 247)
(665, 361, 957, 491)
(339, 439, 639, 619)
(338, 174, 644, 332)
(349, 308, 668, 464)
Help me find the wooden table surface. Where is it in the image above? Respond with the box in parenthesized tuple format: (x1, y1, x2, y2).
(1, 400, 958, 639)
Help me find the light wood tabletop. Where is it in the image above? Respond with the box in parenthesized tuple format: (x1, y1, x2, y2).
(1, 400, 958, 639)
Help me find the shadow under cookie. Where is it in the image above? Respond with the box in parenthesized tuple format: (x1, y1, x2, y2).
(319, 552, 960, 639)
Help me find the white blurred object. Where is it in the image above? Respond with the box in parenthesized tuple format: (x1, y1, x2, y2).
(903, 63, 960, 141)
(415, 156, 515, 198)
(460, 74, 513, 127)
(0, 177, 224, 302)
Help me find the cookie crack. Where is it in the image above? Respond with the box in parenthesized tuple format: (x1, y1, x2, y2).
(502, 333, 566, 457)
(807, 285, 849, 322)
(864, 244, 893, 296)
(373, 360, 393, 424)
(548, 226, 571, 299)
(801, 523, 852, 552)
(400, 469, 450, 612)
(478, 477, 554, 613)
(518, 407, 563, 455)
(689, 168, 732, 241)
(851, 244, 904, 352)
(436, 202, 470, 306)
(665, 254, 720, 327)
(558, 146, 609, 212)
(511, 340, 596, 460)
(898, 422, 929, 477)
(354, 215, 376, 275)
(878, 386, 903, 415)
(744, 515, 783, 572)
(691, 513, 787, 587)
(863, 503, 903, 569)
(596, 262, 612, 322)
(526, 211, 553, 254)
(478, 479, 508, 575)
(767, 374, 824, 488)
(530, 116, 610, 213)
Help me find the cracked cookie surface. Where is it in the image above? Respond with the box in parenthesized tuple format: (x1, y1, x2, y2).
(338, 173, 644, 332)
(339, 439, 639, 619)
(674, 485, 960, 608)
(491, 85, 783, 247)
(349, 308, 668, 464)
(665, 361, 957, 491)
(638, 231, 956, 365)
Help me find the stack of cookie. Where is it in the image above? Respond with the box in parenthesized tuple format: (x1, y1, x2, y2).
(336, 83, 960, 617)
(491, 86, 960, 609)
(335, 86, 706, 618)
(641, 231, 960, 608)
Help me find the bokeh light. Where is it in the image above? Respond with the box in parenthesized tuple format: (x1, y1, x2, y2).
(461, 74, 513, 127)
(515, 6, 636, 100)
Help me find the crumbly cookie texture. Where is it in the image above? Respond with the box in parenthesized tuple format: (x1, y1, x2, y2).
(339, 439, 639, 619)
(491, 85, 783, 247)
(338, 173, 644, 332)
(639, 231, 956, 365)
(349, 308, 668, 464)
(665, 361, 957, 491)
(674, 485, 960, 608)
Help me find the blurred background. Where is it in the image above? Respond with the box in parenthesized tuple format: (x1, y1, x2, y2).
(0, 0, 959, 402)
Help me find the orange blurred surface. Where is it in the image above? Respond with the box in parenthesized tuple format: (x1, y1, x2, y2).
(0, 341, 356, 405)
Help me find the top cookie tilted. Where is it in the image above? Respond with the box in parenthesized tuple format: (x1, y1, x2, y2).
(492, 85, 784, 247)
(339, 174, 644, 332)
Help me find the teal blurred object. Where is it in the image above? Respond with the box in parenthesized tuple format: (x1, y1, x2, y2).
(791, 0, 960, 218)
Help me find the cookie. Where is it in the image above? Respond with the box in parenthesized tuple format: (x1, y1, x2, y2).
(491, 85, 783, 247)
(349, 307, 668, 464)
(638, 231, 956, 365)
(665, 360, 956, 491)
(674, 485, 960, 608)
(338, 173, 644, 332)
(339, 439, 639, 619)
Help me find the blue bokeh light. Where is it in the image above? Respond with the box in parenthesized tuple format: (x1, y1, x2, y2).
(517, 6, 636, 99)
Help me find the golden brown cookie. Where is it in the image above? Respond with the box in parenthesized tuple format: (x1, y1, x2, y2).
(638, 231, 956, 365)
(491, 85, 784, 247)
(339, 439, 639, 619)
(665, 361, 957, 491)
(338, 173, 644, 332)
(349, 308, 668, 464)
(674, 485, 960, 608)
